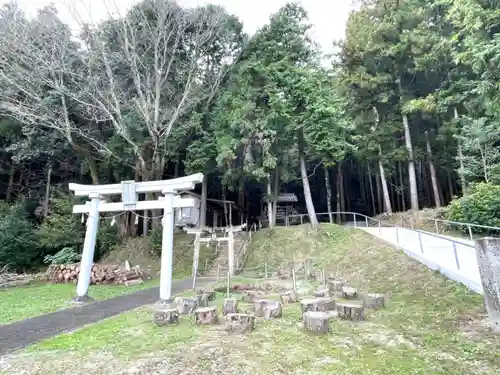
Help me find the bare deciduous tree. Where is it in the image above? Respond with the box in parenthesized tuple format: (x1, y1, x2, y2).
(0, 0, 242, 182)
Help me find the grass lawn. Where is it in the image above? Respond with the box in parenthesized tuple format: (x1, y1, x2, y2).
(0, 279, 159, 325)
(1, 224, 499, 375)
(0, 232, 216, 326)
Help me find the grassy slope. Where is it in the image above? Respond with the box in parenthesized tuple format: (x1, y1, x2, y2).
(2, 224, 499, 375)
(0, 232, 214, 325)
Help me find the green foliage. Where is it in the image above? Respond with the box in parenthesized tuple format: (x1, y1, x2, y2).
(0, 203, 39, 271)
(43, 247, 81, 265)
(445, 183, 500, 234)
(37, 194, 84, 253)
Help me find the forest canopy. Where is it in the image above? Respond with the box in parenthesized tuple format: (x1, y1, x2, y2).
(0, 0, 498, 270)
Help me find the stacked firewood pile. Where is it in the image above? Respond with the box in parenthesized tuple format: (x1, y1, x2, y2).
(46, 263, 144, 285)
(0, 272, 33, 288)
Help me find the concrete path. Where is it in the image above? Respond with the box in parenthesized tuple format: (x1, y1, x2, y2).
(362, 226, 482, 294)
(0, 277, 214, 355)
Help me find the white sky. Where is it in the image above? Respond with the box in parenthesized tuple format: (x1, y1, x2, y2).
(7, 0, 352, 55)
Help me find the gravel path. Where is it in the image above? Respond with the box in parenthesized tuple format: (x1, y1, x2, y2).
(0, 278, 213, 355)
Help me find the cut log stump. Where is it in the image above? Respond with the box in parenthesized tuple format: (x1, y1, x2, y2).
(303, 311, 330, 334)
(363, 293, 386, 309)
(195, 306, 218, 324)
(152, 306, 179, 326)
(222, 298, 239, 315)
(225, 313, 256, 333)
(241, 290, 264, 302)
(174, 297, 198, 315)
(315, 296, 336, 311)
(196, 292, 209, 307)
(336, 301, 365, 321)
(342, 286, 358, 299)
(280, 290, 299, 304)
(314, 288, 330, 298)
(253, 299, 283, 318)
(326, 280, 345, 296)
(196, 288, 216, 301)
(300, 297, 336, 314)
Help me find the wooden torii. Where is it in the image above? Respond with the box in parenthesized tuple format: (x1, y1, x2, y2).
(185, 223, 247, 288)
(69, 173, 203, 303)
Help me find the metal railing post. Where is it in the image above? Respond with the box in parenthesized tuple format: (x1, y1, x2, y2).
(418, 231, 424, 254)
(378, 221, 382, 235)
(300, 215, 303, 225)
(435, 219, 439, 235)
(467, 225, 473, 241)
(353, 214, 357, 228)
(365, 216, 368, 228)
(396, 226, 400, 245)
(452, 241, 460, 270)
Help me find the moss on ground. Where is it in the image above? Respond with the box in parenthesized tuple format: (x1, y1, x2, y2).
(2, 224, 499, 375)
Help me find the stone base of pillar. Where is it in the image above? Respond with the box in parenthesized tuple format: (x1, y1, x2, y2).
(71, 295, 94, 304)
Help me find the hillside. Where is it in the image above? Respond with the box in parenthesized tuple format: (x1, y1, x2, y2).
(102, 232, 216, 280)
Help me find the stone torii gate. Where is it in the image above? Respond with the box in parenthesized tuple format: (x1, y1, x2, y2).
(69, 173, 203, 303)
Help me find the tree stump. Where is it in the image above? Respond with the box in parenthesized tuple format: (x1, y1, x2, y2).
(303, 311, 329, 334)
(196, 288, 216, 301)
(152, 306, 179, 326)
(195, 306, 218, 324)
(253, 299, 283, 318)
(222, 298, 239, 315)
(315, 296, 336, 311)
(241, 290, 264, 302)
(280, 290, 299, 304)
(336, 301, 365, 321)
(196, 292, 209, 307)
(174, 296, 198, 315)
(326, 280, 345, 296)
(342, 286, 358, 299)
(300, 297, 335, 314)
(363, 293, 385, 309)
(314, 288, 330, 298)
(224, 313, 256, 333)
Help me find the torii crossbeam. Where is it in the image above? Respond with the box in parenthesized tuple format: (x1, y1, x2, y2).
(69, 173, 204, 303)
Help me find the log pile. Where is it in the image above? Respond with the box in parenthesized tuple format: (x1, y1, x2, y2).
(0, 272, 33, 288)
(46, 263, 144, 285)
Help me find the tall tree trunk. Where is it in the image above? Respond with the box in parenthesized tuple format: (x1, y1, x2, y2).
(298, 139, 318, 228)
(367, 163, 376, 215)
(376, 172, 382, 214)
(200, 175, 208, 229)
(6, 162, 16, 202)
(267, 179, 273, 228)
(324, 165, 333, 223)
(359, 163, 366, 204)
(447, 170, 454, 201)
(398, 161, 406, 212)
(43, 162, 52, 218)
(402, 113, 419, 210)
(454, 107, 467, 195)
(425, 131, 441, 208)
(271, 168, 280, 226)
(339, 163, 346, 221)
(238, 177, 245, 225)
(378, 152, 392, 213)
(174, 155, 180, 178)
(336, 165, 341, 224)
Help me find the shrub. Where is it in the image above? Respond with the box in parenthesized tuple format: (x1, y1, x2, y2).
(37, 194, 84, 252)
(0, 203, 40, 271)
(445, 182, 500, 235)
(37, 193, 120, 261)
(43, 247, 81, 265)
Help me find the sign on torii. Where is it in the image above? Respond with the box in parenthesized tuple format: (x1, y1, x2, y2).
(69, 173, 204, 303)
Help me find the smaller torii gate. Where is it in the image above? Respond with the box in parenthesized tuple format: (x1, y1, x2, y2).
(69, 173, 203, 303)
